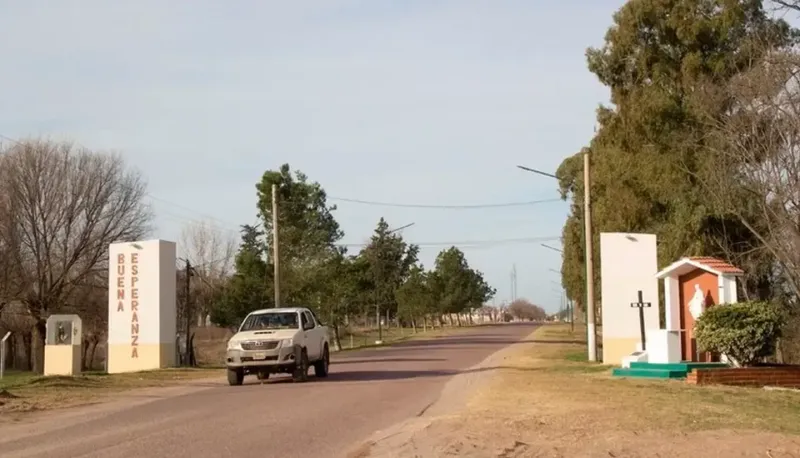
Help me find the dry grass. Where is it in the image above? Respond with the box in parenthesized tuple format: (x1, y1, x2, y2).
(0, 367, 222, 414)
(336, 324, 488, 351)
(471, 325, 800, 432)
(363, 324, 800, 457)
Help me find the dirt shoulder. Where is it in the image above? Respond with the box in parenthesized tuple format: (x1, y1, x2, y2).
(351, 324, 800, 458)
(0, 368, 224, 417)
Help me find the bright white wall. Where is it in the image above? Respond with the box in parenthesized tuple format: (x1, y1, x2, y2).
(600, 233, 660, 338)
(108, 239, 177, 345)
(664, 276, 680, 331)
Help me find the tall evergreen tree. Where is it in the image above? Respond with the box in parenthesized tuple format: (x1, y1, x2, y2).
(556, 0, 796, 311)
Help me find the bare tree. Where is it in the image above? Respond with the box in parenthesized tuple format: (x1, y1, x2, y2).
(0, 139, 153, 373)
(0, 153, 24, 305)
(700, 48, 800, 297)
(507, 299, 547, 322)
(179, 219, 236, 326)
(773, 1, 800, 13)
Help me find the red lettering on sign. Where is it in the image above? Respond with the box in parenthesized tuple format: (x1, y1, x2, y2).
(130, 251, 140, 359)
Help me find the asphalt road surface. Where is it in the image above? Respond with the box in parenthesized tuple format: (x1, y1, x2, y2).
(0, 322, 537, 458)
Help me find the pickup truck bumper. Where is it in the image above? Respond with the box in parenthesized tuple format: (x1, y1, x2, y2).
(226, 345, 297, 369)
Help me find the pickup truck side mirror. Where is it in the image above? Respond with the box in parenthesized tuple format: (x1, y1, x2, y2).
(303, 321, 315, 331)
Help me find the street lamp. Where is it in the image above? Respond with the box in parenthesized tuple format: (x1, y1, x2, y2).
(388, 222, 415, 234)
(541, 243, 563, 254)
(518, 156, 596, 362)
(516, 165, 557, 179)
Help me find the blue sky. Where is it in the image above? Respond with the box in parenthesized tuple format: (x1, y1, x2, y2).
(0, 0, 626, 312)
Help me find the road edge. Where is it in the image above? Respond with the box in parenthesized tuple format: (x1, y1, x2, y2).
(344, 324, 541, 458)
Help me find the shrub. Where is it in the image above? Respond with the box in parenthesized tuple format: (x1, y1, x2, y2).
(694, 301, 784, 367)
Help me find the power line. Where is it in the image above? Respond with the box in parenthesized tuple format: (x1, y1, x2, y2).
(0, 135, 561, 250)
(336, 236, 560, 248)
(328, 196, 562, 209)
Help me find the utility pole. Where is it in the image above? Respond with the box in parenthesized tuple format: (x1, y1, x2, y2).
(510, 264, 517, 301)
(184, 258, 194, 366)
(272, 184, 280, 308)
(584, 149, 597, 362)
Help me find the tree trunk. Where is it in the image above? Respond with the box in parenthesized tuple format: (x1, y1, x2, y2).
(332, 323, 342, 351)
(188, 332, 197, 367)
(31, 320, 46, 374)
(82, 339, 90, 371)
(411, 318, 417, 333)
(88, 339, 99, 371)
(16, 332, 31, 371)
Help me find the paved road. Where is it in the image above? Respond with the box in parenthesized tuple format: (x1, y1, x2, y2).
(0, 323, 537, 458)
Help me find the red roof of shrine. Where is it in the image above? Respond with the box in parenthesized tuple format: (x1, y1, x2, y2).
(655, 256, 744, 279)
(687, 257, 744, 274)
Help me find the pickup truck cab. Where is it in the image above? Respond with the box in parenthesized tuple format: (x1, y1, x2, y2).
(225, 307, 331, 386)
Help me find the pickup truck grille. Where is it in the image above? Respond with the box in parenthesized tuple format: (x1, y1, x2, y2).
(241, 340, 280, 351)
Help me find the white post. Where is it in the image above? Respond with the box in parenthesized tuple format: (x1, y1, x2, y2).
(584, 149, 597, 362)
(0, 331, 11, 379)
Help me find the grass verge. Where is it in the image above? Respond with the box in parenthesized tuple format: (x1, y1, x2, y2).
(0, 367, 223, 414)
(472, 324, 800, 433)
(336, 323, 491, 352)
(363, 324, 800, 457)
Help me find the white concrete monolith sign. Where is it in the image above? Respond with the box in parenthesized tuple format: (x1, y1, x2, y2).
(107, 239, 177, 373)
(600, 233, 660, 365)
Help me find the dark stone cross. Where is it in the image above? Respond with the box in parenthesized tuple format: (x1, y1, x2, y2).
(630, 290, 652, 351)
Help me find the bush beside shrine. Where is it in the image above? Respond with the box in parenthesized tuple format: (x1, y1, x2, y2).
(694, 301, 784, 367)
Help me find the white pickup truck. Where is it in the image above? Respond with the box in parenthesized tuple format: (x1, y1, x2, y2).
(225, 307, 331, 386)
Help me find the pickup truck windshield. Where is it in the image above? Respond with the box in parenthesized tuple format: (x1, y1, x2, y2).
(239, 312, 299, 331)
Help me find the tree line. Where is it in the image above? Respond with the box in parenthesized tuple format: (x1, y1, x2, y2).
(0, 147, 496, 372)
(209, 164, 496, 350)
(556, 0, 800, 361)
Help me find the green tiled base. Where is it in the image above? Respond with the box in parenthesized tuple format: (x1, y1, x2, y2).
(612, 361, 729, 380)
(612, 368, 686, 378)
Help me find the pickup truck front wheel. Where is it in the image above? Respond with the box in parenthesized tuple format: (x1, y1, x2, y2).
(314, 345, 330, 378)
(292, 348, 309, 383)
(227, 367, 244, 386)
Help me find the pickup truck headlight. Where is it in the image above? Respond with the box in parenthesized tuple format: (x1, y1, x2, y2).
(227, 340, 242, 351)
(278, 339, 293, 348)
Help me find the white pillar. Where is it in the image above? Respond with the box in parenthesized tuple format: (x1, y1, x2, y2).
(664, 277, 680, 331)
(107, 240, 177, 373)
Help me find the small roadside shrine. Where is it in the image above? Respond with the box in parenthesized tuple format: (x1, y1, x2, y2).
(612, 256, 743, 379)
(655, 257, 743, 363)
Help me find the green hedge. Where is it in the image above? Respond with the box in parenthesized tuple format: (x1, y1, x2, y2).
(694, 301, 784, 367)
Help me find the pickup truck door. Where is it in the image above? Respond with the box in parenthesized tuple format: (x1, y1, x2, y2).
(301, 311, 321, 360)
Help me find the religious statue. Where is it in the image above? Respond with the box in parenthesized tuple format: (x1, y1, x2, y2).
(688, 284, 706, 320)
(56, 322, 68, 344)
(55, 321, 73, 345)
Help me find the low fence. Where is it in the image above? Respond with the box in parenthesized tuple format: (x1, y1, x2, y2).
(686, 366, 800, 388)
